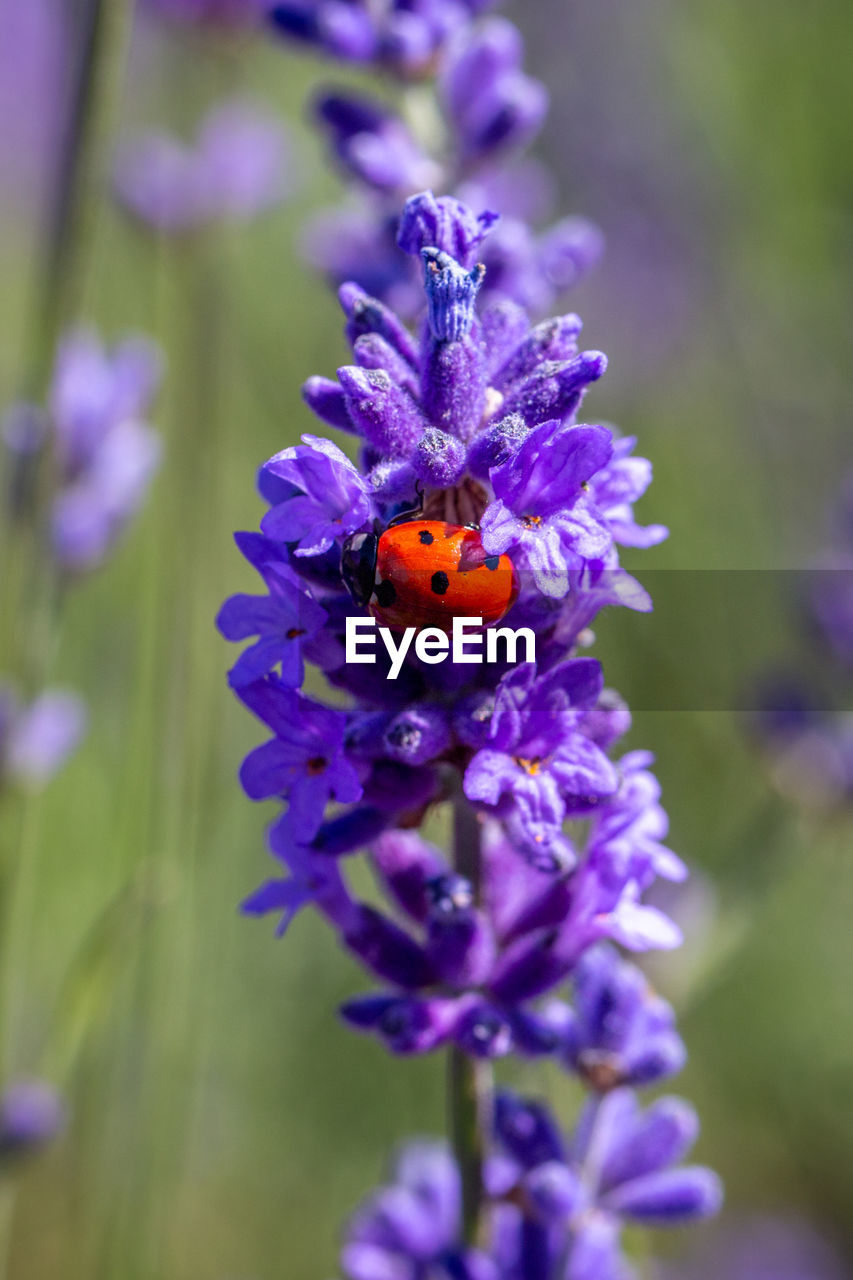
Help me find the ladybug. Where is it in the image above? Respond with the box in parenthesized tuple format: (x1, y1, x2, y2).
(342, 520, 518, 633)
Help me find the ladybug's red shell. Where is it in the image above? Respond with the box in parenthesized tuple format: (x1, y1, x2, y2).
(369, 520, 518, 633)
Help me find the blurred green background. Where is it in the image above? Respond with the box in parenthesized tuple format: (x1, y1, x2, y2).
(1, 0, 852, 1276)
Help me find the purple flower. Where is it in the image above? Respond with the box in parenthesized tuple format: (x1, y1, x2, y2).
(271, 1, 377, 63)
(306, 189, 605, 322)
(332, 1089, 719, 1280)
(480, 420, 614, 597)
(0, 685, 86, 789)
(587, 751, 687, 894)
(260, 435, 374, 554)
(236, 676, 362, 834)
(560, 944, 686, 1091)
(50, 331, 161, 471)
(315, 92, 440, 193)
(440, 19, 548, 164)
(341, 1141, 497, 1280)
(217, 559, 328, 688)
(586, 435, 668, 550)
(487, 862, 681, 1011)
(269, 0, 498, 76)
(48, 329, 162, 571)
(475, 212, 605, 316)
(340, 803, 685, 1063)
(398, 191, 499, 269)
(422, 247, 486, 342)
(0, 1081, 65, 1158)
(115, 98, 291, 234)
(575, 1089, 723, 1226)
(492, 1088, 721, 1276)
(464, 660, 618, 865)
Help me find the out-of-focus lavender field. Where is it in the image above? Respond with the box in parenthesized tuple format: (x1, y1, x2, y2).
(0, 0, 851, 1276)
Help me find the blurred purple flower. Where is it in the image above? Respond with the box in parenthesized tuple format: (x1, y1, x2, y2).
(0, 1080, 65, 1158)
(48, 330, 163, 571)
(338, 1089, 720, 1280)
(303, 200, 418, 315)
(476, 213, 604, 316)
(115, 98, 292, 234)
(341, 1140, 496, 1280)
(0, 686, 86, 789)
(560, 944, 686, 1091)
(314, 92, 440, 194)
(440, 19, 548, 165)
(269, 0, 499, 77)
(493, 1087, 721, 1278)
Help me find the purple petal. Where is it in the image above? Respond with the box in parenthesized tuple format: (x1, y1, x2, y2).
(241, 877, 314, 935)
(603, 1166, 723, 1224)
(600, 1097, 699, 1190)
(491, 420, 613, 519)
(463, 749, 520, 807)
(239, 738, 297, 800)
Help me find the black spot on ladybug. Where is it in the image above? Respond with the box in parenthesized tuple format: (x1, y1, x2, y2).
(431, 571, 450, 595)
(484, 556, 500, 571)
(418, 529, 434, 545)
(376, 580, 397, 607)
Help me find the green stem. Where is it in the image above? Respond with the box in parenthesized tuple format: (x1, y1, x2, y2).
(448, 794, 491, 1247)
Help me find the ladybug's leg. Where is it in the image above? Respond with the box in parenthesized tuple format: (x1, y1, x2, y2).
(386, 478, 425, 528)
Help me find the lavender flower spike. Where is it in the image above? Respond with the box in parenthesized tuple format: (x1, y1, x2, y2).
(220, 166, 714, 1278)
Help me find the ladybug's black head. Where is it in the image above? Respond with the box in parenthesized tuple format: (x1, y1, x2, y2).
(341, 531, 379, 606)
